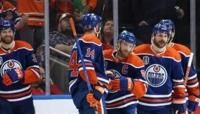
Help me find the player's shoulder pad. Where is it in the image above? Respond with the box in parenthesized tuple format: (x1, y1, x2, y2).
(165, 47, 181, 62)
(103, 49, 114, 62)
(80, 33, 102, 46)
(15, 40, 33, 51)
(173, 43, 191, 57)
(134, 44, 151, 54)
(127, 53, 144, 68)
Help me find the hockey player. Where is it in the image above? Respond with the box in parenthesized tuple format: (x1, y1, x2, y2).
(68, 13, 109, 114)
(0, 19, 41, 114)
(134, 23, 187, 114)
(159, 19, 200, 114)
(104, 30, 147, 114)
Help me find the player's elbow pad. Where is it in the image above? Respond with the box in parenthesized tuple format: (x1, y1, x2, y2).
(23, 68, 41, 84)
(79, 70, 98, 85)
(187, 87, 200, 98)
(131, 80, 147, 99)
(173, 88, 186, 98)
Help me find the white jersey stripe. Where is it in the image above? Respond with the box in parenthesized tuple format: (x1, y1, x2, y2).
(0, 85, 31, 94)
(139, 101, 171, 106)
(106, 94, 134, 103)
(7, 94, 32, 102)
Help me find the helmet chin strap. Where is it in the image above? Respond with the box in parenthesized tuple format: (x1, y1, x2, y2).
(1, 40, 15, 50)
(151, 37, 166, 53)
(94, 25, 101, 38)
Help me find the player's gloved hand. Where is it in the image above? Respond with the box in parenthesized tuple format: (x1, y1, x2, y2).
(174, 110, 186, 114)
(187, 100, 199, 112)
(173, 103, 187, 114)
(131, 80, 147, 98)
(86, 86, 104, 108)
(2, 68, 24, 86)
(109, 76, 132, 91)
(106, 69, 121, 80)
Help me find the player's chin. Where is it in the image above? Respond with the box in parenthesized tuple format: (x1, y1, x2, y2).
(157, 43, 167, 48)
(1, 38, 13, 44)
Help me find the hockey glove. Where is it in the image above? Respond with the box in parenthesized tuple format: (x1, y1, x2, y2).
(131, 80, 147, 98)
(109, 77, 132, 91)
(173, 103, 187, 114)
(187, 100, 199, 112)
(106, 69, 121, 80)
(2, 68, 24, 86)
(86, 86, 104, 108)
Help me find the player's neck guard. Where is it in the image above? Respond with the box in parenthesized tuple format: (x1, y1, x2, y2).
(151, 40, 166, 53)
(1, 41, 15, 50)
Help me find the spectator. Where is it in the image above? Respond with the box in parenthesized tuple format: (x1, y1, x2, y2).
(73, 0, 97, 13)
(50, 0, 73, 30)
(101, 19, 114, 50)
(35, 13, 74, 93)
(49, 13, 75, 54)
(72, 0, 98, 34)
(172, 0, 189, 45)
(0, 1, 28, 32)
(132, 0, 184, 43)
(17, 0, 44, 50)
(0, 0, 15, 12)
(0, 9, 28, 31)
(35, 13, 75, 68)
(95, 0, 136, 31)
(53, 0, 73, 15)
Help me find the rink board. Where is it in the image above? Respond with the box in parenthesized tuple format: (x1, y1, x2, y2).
(33, 95, 78, 114)
(33, 95, 200, 114)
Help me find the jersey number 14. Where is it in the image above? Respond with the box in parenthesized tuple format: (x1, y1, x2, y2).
(69, 51, 79, 77)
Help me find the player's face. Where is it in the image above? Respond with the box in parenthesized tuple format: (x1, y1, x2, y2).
(119, 40, 134, 57)
(0, 28, 14, 44)
(153, 33, 169, 48)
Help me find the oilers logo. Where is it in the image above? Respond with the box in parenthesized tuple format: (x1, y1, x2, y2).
(0, 59, 22, 76)
(145, 64, 168, 87)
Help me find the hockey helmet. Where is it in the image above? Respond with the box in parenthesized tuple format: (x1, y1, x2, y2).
(159, 19, 175, 42)
(118, 30, 136, 44)
(81, 13, 102, 30)
(152, 23, 170, 37)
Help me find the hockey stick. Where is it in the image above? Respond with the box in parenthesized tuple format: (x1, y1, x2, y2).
(184, 52, 200, 103)
(69, 17, 93, 92)
(184, 52, 194, 86)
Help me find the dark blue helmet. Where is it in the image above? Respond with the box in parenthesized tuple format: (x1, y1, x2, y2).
(159, 19, 175, 32)
(81, 13, 102, 30)
(0, 19, 15, 31)
(153, 23, 170, 36)
(159, 19, 175, 42)
(119, 30, 136, 44)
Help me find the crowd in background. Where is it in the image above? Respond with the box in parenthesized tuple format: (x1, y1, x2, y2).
(1, 0, 199, 94)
